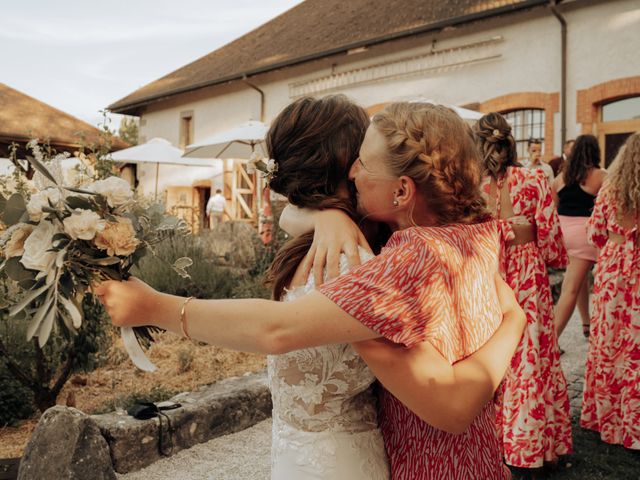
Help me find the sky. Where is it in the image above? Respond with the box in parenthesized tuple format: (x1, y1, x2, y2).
(1, 0, 303, 130)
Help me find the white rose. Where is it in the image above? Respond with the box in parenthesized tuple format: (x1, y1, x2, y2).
(63, 209, 106, 240)
(88, 177, 133, 207)
(20, 220, 59, 272)
(26, 188, 62, 221)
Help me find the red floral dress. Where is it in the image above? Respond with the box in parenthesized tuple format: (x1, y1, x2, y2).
(482, 166, 572, 468)
(581, 185, 640, 450)
(319, 222, 510, 480)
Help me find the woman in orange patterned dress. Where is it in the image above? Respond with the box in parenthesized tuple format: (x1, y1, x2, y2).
(97, 102, 522, 479)
(581, 132, 640, 450)
(474, 113, 572, 469)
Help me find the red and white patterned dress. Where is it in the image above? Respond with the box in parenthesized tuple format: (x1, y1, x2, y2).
(319, 221, 511, 480)
(581, 185, 640, 450)
(482, 166, 573, 468)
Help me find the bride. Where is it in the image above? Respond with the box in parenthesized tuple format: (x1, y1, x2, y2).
(97, 95, 525, 479)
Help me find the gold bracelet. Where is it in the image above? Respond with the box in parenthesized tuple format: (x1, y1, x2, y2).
(180, 296, 195, 340)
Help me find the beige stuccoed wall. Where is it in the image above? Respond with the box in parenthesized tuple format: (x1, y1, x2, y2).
(137, 0, 640, 166)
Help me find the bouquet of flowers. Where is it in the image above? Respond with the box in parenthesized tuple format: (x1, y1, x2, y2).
(0, 144, 191, 371)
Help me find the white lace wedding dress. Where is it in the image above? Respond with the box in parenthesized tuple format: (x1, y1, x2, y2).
(267, 251, 390, 479)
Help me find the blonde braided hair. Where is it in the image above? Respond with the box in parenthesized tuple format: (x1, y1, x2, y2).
(372, 102, 489, 225)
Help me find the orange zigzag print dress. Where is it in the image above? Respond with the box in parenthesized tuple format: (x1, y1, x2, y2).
(319, 221, 510, 480)
(581, 185, 640, 450)
(482, 166, 572, 468)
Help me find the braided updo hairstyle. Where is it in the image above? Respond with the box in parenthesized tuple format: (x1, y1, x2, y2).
(474, 112, 518, 179)
(372, 102, 489, 226)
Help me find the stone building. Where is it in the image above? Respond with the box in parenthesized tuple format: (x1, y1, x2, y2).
(109, 0, 640, 216)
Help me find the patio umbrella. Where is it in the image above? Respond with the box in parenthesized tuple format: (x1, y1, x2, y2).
(182, 120, 268, 159)
(110, 137, 217, 197)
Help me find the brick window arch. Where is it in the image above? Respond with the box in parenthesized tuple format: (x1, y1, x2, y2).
(478, 92, 559, 160)
(576, 75, 640, 133)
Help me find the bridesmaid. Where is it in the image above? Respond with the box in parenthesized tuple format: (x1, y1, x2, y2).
(474, 112, 572, 470)
(581, 132, 640, 450)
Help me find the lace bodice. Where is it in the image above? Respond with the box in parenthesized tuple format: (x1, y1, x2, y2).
(267, 249, 379, 433)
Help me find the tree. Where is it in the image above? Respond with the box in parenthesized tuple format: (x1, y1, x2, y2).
(118, 116, 139, 146)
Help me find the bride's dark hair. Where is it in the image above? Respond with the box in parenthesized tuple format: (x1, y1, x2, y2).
(265, 95, 370, 300)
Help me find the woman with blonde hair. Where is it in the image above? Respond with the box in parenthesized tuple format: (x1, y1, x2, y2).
(582, 132, 640, 450)
(474, 112, 572, 470)
(97, 101, 523, 479)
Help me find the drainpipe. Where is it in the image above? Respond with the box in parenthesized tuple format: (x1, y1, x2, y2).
(549, 0, 567, 146)
(242, 76, 265, 122)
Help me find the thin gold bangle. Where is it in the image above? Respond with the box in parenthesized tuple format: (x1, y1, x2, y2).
(180, 296, 195, 340)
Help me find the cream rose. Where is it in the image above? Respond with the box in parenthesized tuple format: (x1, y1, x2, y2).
(93, 217, 140, 256)
(88, 177, 133, 208)
(5, 223, 35, 258)
(63, 209, 106, 240)
(26, 188, 62, 221)
(20, 221, 59, 271)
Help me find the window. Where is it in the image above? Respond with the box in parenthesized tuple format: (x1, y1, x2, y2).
(601, 96, 640, 122)
(503, 109, 545, 160)
(179, 111, 194, 149)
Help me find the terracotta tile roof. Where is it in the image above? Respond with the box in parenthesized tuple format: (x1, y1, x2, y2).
(109, 0, 550, 114)
(0, 83, 128, 152)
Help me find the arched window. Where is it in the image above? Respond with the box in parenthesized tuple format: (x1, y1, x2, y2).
(600, 96, 640, 166)
(503, 109, 545, 160)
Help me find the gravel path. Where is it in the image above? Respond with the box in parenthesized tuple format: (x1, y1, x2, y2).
(116, 419, 271, 480)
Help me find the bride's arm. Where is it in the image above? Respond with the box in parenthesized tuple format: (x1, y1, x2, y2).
(281, 206, 372, 284)
(353, 272, 525, 435)
(95, 279, 380, 354)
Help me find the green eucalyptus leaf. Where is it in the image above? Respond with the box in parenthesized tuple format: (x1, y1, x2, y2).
(84, 256, 121, 266)
(26, 155, 58, 185)
(63, 186, 98, 196)
(37, 304, 57, 347)
(65, 196, 96, 211)
(59, 295, 82, 329)
(4, 256, 36, 283)
(3, 194, 27, 226)
(9, 282, 50, 316)
(26, 293, 54, 341)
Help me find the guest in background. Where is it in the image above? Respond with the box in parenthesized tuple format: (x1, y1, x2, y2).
(553, 135, 607, 338)
(549, 139, 576, 176)
(524, 138, 554, 183)
(475, 113, 572, 470)
(581, 132, 640, 450)
(206, 188, 226, 229)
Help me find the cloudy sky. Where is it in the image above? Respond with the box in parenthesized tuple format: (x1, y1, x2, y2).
(2, 0, 303, 129)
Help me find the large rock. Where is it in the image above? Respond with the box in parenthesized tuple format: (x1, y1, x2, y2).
(93, 371, 271, 474)
(18, 406, 115, 480)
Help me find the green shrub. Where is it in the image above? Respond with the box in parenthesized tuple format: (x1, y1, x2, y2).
(134, 235, 243, 299)
(0, 366, 35, 426)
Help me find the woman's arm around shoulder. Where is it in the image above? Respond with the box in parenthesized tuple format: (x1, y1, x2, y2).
(352, 272, 526, 434)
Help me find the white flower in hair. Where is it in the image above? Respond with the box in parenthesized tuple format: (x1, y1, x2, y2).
(266, 158, 278, 175)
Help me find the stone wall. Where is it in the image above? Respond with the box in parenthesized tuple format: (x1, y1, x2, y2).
(18, 371, 271, 477)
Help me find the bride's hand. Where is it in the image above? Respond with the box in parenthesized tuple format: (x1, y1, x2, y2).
(298, 209, 372, 285)
(93, 277, 159, 328)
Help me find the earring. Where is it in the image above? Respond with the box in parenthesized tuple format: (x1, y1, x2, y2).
(393, 199, 399, 206)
